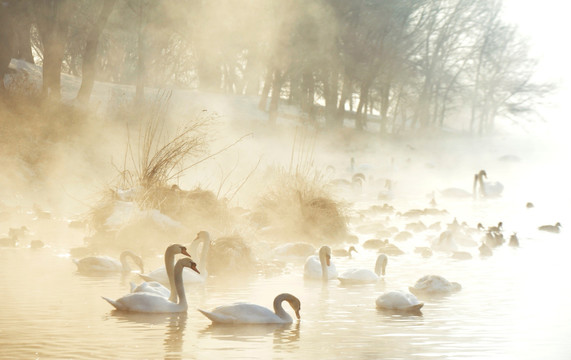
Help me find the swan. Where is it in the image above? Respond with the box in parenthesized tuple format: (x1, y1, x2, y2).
(375, 290, 423, 312)
(273, 242, 316, 259)
(508, 233, 519, 247)
(102, 257, 199, 313)
(73, 250, 144, 274)
(139, 232, 209, 286)
(538, 222, 561, 233)
(332, 245, 358, 258)
(476, 170, 503, 197)
(338, 254, 388, 285)
(409, 275, 461, 297)
(198, 293, 301, 324)
(439, 174, 478, 199)
(304, 245, 338, 281)
(130, 243, 190, 302)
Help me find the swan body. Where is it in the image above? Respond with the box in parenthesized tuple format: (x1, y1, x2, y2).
(338, 254, 388, 285)
(73, 250, 144, 274)
(198, 293, 301, 324)
(103, 257, 199, 313)
(476, 170, 503, 197)
(376, 290, 423, 312)
(304, 245, 338, 281)
(131, 244, 190, 302)
(332, 246, 357, 258)
(139, 232, 209, 286)
(409, 275, 461, 296)
(273, 242, 316, 259)
(538, 222, 561, 233)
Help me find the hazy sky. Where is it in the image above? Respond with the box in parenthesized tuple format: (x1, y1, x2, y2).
(501, 0, 570, 146)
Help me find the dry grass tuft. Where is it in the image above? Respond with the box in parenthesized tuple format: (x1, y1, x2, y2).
(252, 128, 349, 245)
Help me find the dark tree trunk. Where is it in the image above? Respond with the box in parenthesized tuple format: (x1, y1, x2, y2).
(258, 68, 272, 111)
(76, 0, 116, 104)
(268, 69, 283, 123)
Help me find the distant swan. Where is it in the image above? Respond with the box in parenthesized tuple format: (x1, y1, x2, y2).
(304, 245, 338, 281)
(376, 290, 423, 312)
(409, 275, 461, 296)
(332, 245, 358, 258)
(102, 257, 199, 313)
(198, 293, 301, 324)
(139, 232, 209, 286)
(538, 222, 561, 233)
(439, 174, 478, 199)
(476, 170, 503, 197)
(189, 231, 211, 277)
(338, 254, 388, 285)
(130, 243, 190, 302)
(73, 250, 144, 274)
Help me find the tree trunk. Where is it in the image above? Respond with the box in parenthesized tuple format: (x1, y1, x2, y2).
(268, 69, 283, 123)
(258, 68, 272, 111)
(134, 2, 146, 104)
(76, 0, 116, 104)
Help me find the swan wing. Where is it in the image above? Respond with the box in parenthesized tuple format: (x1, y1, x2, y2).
(376, 291, 423, 310)
(131, 281, 171, 298)
(76, 256, 121, 273)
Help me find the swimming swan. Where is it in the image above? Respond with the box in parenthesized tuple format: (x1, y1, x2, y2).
(409, 275, 461, 296)
(130, 243, 190, 302)
(102, 257, 199, 313)
(198, 293, 301, 324)
(476, 170, 503, 197)
(189, 230, 211, 276)
(304, 245, 338, 281)
(73, 250, 144, 274)
(376, 290, 423, 312)
(538, 222, 561, 233)
(338, 254, 388, 285)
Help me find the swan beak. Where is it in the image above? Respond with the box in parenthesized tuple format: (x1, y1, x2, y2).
(181, 248, 191, 257)
(190, 262, 200, 274)
(326, 254, 331, 266)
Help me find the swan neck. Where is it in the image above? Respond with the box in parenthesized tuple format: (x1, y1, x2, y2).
(173, 262, 188, 309)
(165, 247, 177, 302)
(199, 238, 210, 273)
(319, 250, 328, 282)
(375, 255, 387, 276)
(119, 251, 134, 272)
(273, 294, 293, 321)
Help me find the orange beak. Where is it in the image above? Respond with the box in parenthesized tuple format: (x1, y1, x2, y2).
(190, 262, 200, 274)
(326, 254, 331, 266)
(181, 248, 191, 257)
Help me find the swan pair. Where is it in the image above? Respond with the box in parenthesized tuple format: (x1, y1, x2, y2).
(103, 257, 200, 313)
(73, 250, 144, 274)
(439, 170, 502, 198)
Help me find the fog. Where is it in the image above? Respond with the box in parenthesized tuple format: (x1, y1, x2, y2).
(1, 0, 570, 359)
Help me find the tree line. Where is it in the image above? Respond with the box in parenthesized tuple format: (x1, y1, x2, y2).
(0, 0, 553, 135)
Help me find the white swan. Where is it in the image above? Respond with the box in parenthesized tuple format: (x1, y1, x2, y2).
(338, 254, 388, 285)
(130, 243, 190, 302)
(73, 250, 144, 274)
(476, 170, 503, 197)
(304, 245, 338, 281)
(408, 275, 461, 296)
(273, 243, 316, 259)
(139, 232, 209, 286)
(375, 290, 423, 312)
(439, 174, 478, 199)
(198, 293, 301, 324)
(102, 257, 199, 313)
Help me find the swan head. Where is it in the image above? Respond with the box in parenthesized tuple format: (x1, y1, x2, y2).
(319, 246, 332, 266)
(179, 257, 200, 274)
(478, 170, 487, 179)
(170, 244, 191, 257)
(286, 295, 301, 320)
(194, 230, 211, 242)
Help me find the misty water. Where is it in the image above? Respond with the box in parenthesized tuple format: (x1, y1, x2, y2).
(1, 128, 570, 360)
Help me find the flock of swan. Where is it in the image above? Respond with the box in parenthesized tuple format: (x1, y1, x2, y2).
(64, 168, 564, 325)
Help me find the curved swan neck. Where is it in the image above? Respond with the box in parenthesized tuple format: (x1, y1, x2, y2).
(173, 261, 188, 309)
(120, 251, 137, 272)
(273, 293, 298, 321)
(165, 246, 178, 302)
